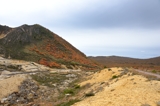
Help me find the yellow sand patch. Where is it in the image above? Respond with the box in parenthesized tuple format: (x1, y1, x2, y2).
(80, 67, 122, 86)
(0, 75, 26, 99)
(73, 68, 160, 106)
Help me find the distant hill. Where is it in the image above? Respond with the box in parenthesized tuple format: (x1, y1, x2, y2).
(89, 56, 160, 71)
(0, 24, 99, 70)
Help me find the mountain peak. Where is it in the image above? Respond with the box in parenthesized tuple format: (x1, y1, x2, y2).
(0, 24, 99, 70)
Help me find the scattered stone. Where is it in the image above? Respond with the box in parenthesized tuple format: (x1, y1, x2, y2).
(157, 101, 160, 106)
(66, 74, 77, 78)
(133, 82, 137, 84)
(141, 104, 150, 106)
(111, 89, 115, 92)
(0, 79, 40, 105)
(1, 70, 12, 75)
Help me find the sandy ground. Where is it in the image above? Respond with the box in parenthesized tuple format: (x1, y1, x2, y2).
(80, 67, 122, 86)
(73, 67, 160, 106)
(0, 75, 26, 100)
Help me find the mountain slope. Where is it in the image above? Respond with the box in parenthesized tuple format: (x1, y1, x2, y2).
(89, 56, 160, 71)
(0, 24, 98, 70)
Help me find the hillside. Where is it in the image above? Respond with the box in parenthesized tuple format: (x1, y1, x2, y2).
(0, 24, 99, 70)
(0, 57, 160, 105)
(73, 67, 160, 106)
(89, 56, 160, 72)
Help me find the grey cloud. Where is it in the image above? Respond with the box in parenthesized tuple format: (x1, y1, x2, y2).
(52, 0, 160, 29)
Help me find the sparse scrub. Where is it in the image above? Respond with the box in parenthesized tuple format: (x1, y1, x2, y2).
(108, 68, 112, 71)
(112, 75, 119, 79)
(152, 70, 157, 73)
(104, 66, 107, 68)
(57, 99, 80, 106)
(74, 84, 80, 89)
(31, 73, 67, 87)
(63, 89, 74, 95)
(85, 92, 95, 97)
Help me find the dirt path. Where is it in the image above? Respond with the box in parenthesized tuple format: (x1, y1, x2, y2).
(132, 69, 160, 79)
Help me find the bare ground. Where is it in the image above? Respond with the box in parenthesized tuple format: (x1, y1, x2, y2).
(73, 68, 160, 106)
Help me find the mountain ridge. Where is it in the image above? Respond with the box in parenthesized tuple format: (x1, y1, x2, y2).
(89, 55, 160, 71)
(0, 24, 99, 70)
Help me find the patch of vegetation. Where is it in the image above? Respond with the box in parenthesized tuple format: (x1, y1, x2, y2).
(31, 73, 67, 87)
(104, 66, 107, 68)
(108, 68, 112, 71)
(112, 75, 119, 79)
(7, 65, 19, 70)
(63, 89, 74, 95)
(152, 70, 157, 73)
(57, 99, 80, 106)
(74, 84, 80, 89)
(85, 92, 95, 97)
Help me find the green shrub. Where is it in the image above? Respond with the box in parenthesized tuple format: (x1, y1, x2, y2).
(108, 68, 112, 71)
(152, 70, 156, 73)
(57, 99, 80, 106)
(104, 66, 107, 68)
(74, 84, 80, 89)
(63, 89, 74, 95)
(85, 92, 95, 97)
(112, 75, 119, 79)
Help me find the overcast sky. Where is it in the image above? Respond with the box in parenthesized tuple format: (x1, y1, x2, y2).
(0, 0, 160, 58)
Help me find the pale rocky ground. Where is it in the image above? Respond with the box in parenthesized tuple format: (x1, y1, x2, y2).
(73, 67, 160, 106)
(0, 57, 81, 105)
(0, 75, 27, 100)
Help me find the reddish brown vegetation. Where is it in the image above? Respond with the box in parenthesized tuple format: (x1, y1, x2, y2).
(28, 34, 99, 69)
(0, 24, 99, 70)
(39, 58, 60, 68)
(89, 56, 160, 72)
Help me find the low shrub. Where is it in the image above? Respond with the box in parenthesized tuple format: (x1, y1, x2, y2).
(57, 99, 80, 106)
(74, 84, 80, 89)
(85, 92, 95, 97)
(63, 89, 74, 95)
(108, 68, 112, 71)
(152, 70, 156, 73)
(112, 75, 119, 79)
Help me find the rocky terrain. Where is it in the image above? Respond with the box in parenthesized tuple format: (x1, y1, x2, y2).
(0, 57, 83, 106)
(0, 57, 160, 106)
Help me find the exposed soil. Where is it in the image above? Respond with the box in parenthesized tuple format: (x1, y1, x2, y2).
(73, 68, 160, 106)
(0, 75, 27, 100)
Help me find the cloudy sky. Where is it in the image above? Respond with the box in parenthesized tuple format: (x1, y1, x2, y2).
(0, 0, 160, 58)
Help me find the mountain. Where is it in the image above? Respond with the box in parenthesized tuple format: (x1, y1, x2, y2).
(0, 24, 99, 70)
(89, 56, 160, 71)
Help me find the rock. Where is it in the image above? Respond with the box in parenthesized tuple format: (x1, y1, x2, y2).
(0, 79, 40, 105)
(61, 65, 68, 69)
(157, 101, 160, 106)
(141, 104, 150, 106)
(50, 70, 57, 74)
(65, 93, 71, 97)
(1, 98, 8, 103)
(1, 70, 12, 75)
(66, 74, 77, 78)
